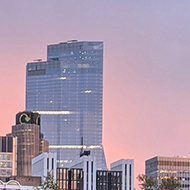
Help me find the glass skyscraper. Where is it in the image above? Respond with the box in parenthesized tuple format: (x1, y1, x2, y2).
(26, 41, 107, 170)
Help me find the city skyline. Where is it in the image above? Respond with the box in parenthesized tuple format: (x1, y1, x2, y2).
(1, 0, 190, 187)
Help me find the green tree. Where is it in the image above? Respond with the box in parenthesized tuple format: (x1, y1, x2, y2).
(137, 174, 181, 190)
(42, 172, 58, 190)
(159, 177, 181, 190)
(137, 174, 158, 190)
(35, 172, 58, 190)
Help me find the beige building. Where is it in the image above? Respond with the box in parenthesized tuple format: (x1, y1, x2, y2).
(146, 156, 190, 190)
(12, 111, 49, 176)
(0, 135, 17, 177)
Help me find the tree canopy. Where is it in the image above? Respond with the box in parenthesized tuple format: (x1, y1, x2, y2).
(34, 172, 58, 190)
(137, 174, 181, 190)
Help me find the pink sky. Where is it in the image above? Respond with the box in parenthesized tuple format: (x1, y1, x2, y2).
(1, 0, 190, 188)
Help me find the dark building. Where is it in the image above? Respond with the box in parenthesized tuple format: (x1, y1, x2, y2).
(96, 170, 122, 190)
(12, 111, 49, 176)
(57, 168, 83, 190)
(0, 135, 13, 153)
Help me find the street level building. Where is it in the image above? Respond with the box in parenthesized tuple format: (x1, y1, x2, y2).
(146, 156, 190, 190)
(26, 40, 106, 170)
(61, 155, 133, 190)
(57, 168, 83, 190)
(31, 152, 57, 182)
(0, 135, 17, 177)
(111, 159, 134, 190)
(96, 170, 122, 190)
(65, 154, 96, 190)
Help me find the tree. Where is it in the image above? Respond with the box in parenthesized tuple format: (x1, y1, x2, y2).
(42, 172, 58, 190)
(137, 174, 181, 190)
(137, 174, 158, 190)
(159, 177, 181, 190)
(34, 172, 58, 190)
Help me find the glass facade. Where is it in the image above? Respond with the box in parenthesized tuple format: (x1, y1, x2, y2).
(0, 152, 12, 177)
(0, 136, 13, 177)
(26, 41, 106, 170)
(57, 168, 83, 190)
(146, 156, 190, 190)
(96, 170, 122, 190)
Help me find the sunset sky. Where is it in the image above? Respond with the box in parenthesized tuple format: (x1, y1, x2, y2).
(1, 0, 190, 188)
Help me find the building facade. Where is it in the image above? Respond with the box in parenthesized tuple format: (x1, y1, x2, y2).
(111, 159, 134, 190)
(0, 135, 17, 177)
(60, 156, 130, 190)
(65, 155, 96, 190)
(146, 156, 190, 190)
(26, 40, 106, 170)
(96, 170, 122, 190)
(12, 111, 49, 176)
(31, 152, 57, 182)
(57, 168, 83, 190)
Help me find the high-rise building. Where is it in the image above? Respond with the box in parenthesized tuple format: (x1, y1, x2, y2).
(12, 111, 49, 176)
(146, 156, 190, 190)
(26, 40, 106, 169)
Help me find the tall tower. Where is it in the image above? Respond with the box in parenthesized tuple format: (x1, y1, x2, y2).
(26, 41, 107, 169)
(12, 111, 49, 176)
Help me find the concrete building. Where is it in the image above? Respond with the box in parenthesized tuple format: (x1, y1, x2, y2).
(12, 111, 49, 176)
(31, 152, 57, 182)
(0, 135, 17, 177)
(146, 156, 190, 190)
(26, 40, 106, 170)
(64, 155, 96, 190)
(58, 155, 133, 190)
(111, 159, 134, 190)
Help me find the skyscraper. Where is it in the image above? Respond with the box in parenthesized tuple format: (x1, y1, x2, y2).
(26, 40, 106, 170)
(12, 111, 49, 176)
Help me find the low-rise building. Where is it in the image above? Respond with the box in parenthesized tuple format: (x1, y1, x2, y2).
(146, 156, 190, 190)
(111, 159, 134, 190)
(31, 152, 57, 182)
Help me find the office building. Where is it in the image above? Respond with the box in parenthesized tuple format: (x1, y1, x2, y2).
(12, 111, 49, 176)
(62, 155, 131, 190)
(96, 170, 122, 190)
(146, 156, 190, 190)
(111, 159, 134, 190)
(65, 154, 96, 190)
(31, 152, 57, 182)
(26, 40, 106, 170)
(0, 135, 17, 177)
(57, 168, 83, 190)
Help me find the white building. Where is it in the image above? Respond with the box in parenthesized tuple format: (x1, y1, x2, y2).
(0, 180, 38, 190)
(111, 159, 134, 190)
(31, 152, 57, 182)
(65, 155, 97, 190)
